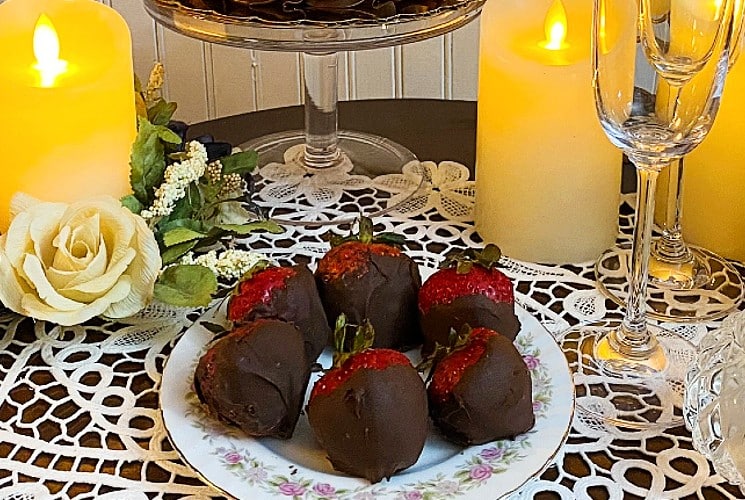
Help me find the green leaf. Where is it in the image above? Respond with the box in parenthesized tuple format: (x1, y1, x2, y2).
(375, 232, 406, 245)
(148, 98, 178, 126)
(163, 184, 201, 224)
(154, 264, 217, 307)
(130, 119, 166, 204)
(214, 201, 257, 225)
(129, 118, 181, 206)
(216, 220, 284, 235)
(161, 240, 198, 265)
(220, 150, 258, 176)
(157, 217, 204, 233)
(162, 227, 209, 247)
(120, 195, 143, 214)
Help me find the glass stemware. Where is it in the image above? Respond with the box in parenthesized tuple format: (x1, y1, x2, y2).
(559, 0, 737, 429)
(594, 5, 745, 322)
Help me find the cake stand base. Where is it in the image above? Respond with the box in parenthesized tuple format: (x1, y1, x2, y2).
(241, 130, 423, 227)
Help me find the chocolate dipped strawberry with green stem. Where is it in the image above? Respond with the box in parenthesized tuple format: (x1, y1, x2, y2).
(427, 326, 534, 446)
(227, 261, 330, 362)
(307, 315, 428, 483)
(315, 217, 422, 351)
(418, 244, 520, 357)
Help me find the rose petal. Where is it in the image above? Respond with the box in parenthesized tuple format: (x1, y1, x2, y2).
(9, 193, 43, 217)
(93, 203, 137, 268)
(103, 215, 161, 319)
(70, 213, 101, 253)
(28, 205, 68, 268)
(48, 234, 109, 291)
(4, 211, 36, 267)
(20, 276, 132, 326)
(61, 247, 135, 300)
(0, 238, 33, 314)
(22, 253, 84, 312)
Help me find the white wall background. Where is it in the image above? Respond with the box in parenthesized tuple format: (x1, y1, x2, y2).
(105, 0, 480, 124)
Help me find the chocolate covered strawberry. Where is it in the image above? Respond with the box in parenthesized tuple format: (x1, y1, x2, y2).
(307, 317, 428, 483)
(315, 217, 422, 350)
(228, 263, 330, 362)
(427, 327, 534, 445)
(418, 244, 520, 356)
(194, 319, 311, 439)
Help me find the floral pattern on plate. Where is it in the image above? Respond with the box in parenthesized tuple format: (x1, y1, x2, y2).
(161, 304, 573, 500)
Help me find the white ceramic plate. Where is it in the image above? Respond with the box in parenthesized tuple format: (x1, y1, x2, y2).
(161, 286, 574, 499)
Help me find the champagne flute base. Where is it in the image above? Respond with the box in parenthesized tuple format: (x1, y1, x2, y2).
(595, 242, 744, 322)
(559, 319, 696, 430)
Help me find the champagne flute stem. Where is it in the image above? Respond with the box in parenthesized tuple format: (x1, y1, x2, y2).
(609, 162, 665, 360)
(654, 164, 691, 264)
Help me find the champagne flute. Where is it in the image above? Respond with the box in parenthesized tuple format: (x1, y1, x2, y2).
(594, 4, 745, 322)
(560, 0, 737, 429)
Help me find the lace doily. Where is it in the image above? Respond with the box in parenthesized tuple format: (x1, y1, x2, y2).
(0, 184, 743, 499)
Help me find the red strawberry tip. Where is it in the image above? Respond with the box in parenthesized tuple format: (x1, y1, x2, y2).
(310, 347, 412, 401)
(427, 327, 499, 404)
(226, 264, 296, 322)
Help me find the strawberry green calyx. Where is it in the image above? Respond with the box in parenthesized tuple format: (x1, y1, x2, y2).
(442, 244, 503, 275)
(327, 216, 405, 248)
(237, 258, 273, 281)
(331, 314, 375, 368)
(418, 325, 471, 377)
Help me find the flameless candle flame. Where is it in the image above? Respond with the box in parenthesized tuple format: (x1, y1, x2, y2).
(33, 14, 68, 88)
(541, 0, 569, 50)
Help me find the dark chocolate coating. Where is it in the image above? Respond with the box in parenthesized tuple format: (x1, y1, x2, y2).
(316, 253, 423, 350)
(429, 334, 534, 445)
(420, 294, 520, 356)
(194, 319, 311, 439)
(238, 264, 330, 362)
(307, 365, 428, 483)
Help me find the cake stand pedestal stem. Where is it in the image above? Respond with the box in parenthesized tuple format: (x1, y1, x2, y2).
(303, 51, 342, 169)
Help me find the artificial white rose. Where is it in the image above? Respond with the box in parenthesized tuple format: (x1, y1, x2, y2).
(0, 194, 162, 326)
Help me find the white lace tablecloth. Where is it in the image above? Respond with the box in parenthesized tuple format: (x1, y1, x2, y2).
(0, 163, 743, 499)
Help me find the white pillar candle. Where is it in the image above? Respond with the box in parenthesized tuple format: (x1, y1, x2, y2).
(475, 0, 622, 263)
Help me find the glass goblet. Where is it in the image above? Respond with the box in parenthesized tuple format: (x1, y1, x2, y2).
(560, 0, 737, 430)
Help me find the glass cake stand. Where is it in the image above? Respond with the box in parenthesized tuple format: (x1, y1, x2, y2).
(143, 0, 485, 225)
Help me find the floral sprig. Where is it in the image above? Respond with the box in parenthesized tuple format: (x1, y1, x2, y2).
(123, 64, 282, 308)
(140, 140, 208, 219)
(180, 249, 268, 281)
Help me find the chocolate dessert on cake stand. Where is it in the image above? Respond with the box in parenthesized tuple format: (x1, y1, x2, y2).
(143, 0, 484, 225)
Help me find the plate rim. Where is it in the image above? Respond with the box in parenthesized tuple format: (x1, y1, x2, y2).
(160, 302, 575, 499)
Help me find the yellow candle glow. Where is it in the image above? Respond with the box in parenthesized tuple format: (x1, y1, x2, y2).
(0, 0, 136, 231)
(475, 0, 621, 263)
(681, 36, 745, 262)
